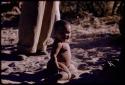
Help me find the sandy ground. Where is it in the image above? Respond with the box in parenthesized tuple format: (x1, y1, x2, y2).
(1, 3, 121, 83)
(1, 1, 124, 84)
(1, 19, 121, 84)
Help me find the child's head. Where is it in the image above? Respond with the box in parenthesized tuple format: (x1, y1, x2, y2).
(53, 20, 71, 42)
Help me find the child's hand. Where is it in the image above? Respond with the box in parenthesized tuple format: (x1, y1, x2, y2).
(58, 62, 70, 73)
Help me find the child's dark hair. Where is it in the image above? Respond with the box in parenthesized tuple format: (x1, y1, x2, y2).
(54, 20, 70, 32)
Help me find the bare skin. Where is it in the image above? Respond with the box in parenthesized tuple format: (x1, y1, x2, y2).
(47, 21, 77, 81)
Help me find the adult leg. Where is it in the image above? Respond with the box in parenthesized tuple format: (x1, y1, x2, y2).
(18, 1, 38, 53)
(37, 1, 60, 54)
(31, 1, 46, 53)
(37, 1, 54, 53)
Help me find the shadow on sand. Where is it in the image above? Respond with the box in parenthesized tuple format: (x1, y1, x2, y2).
(1, 53, 23, 61)
(71, 34, 121, 50)
(65, 66, 123, 85)
(1, 69, 52, 84)
(1, 65, 123, 85)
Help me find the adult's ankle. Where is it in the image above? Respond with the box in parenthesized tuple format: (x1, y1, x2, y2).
(36, 50, 48, 55)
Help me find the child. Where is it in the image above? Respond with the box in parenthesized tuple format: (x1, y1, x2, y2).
(47, 20, 78, 81)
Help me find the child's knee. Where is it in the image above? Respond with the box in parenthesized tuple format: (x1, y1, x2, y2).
(70, 64, 78, 72)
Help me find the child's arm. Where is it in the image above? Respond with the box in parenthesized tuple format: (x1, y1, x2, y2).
(63, 44, 72, 68)
(58, 62, 71, 73)
(51, 43, 62, 68)
(58, 62, 71, 80)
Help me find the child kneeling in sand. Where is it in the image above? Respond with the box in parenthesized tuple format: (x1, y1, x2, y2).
(47, 20, 78, 81)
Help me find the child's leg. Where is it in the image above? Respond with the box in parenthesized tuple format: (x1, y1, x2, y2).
(69, 64, 79, 79)
(43, 73, 62, 84)
(69, 64, 78, 73)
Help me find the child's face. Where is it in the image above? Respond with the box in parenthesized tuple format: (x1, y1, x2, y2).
(56, 24, 71, 42)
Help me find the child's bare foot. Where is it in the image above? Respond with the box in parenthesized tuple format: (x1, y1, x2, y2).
(71, 73, 79, 79)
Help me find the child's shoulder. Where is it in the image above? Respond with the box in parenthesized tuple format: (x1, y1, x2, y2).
(58, 42, 63, 47)
(62, 42, 69, 46)
(53, 41, 63, 48)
